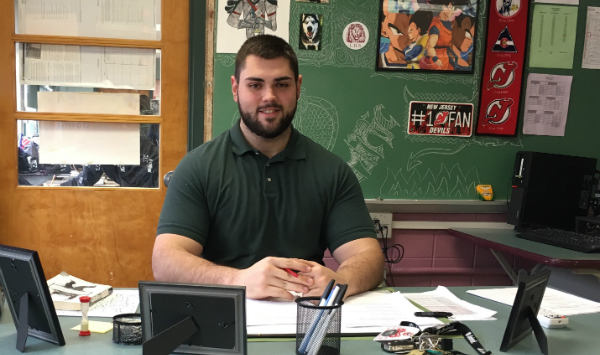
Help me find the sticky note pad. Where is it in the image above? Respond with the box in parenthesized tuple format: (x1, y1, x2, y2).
(71, 321, 114, 334)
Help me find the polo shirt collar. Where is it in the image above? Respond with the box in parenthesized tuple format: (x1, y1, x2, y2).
(230, 119, 306, 160)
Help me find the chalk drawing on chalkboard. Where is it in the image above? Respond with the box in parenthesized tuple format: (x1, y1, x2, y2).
(344, 105, 401, 182)
(230, 89, 339, 151)
(380, 163, 480, 198)
(289, 0, 379, 68)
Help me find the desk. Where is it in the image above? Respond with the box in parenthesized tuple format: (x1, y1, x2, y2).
(1, 287, 598, 355)
(448, 228, 600, 283)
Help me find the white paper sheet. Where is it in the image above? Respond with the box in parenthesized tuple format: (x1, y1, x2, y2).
(216, 0, 291, 53)
(21, 44, 156, 90)
(245, 290, 442, 336)
(534, 0, 579, 4)
(38, 92, 139, 114)
(57, 289, 140, 318)
(403, 286, 497, 321)
(467, 287, 600, 316)
(39, 121, 140, 165)
(522, 74, 573, 136)
(583, 7, 600, 69)
(17, 0, 158, 40)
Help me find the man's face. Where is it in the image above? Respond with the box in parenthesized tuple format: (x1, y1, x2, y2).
(442, 3, 455, 18)
(232, 55, 302, 139)
(408, 22, 420, 42)
(381, 12, 411, 62)
(452, 17, 475, 52)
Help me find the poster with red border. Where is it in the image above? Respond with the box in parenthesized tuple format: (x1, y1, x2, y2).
(476, 0, 529, 136)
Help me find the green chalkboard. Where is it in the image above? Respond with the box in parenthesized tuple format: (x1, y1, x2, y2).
(199, 0, 600, 201)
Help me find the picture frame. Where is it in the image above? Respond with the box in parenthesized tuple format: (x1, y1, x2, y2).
(376, 0, 479, 73)
(0, 244, 65, 352)
(139, 281, 246, 355)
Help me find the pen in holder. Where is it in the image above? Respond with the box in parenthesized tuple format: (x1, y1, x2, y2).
(295, 296, 343, 355)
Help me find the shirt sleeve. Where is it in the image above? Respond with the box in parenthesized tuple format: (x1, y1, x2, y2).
(429, 25, 440, 37)
(404, 44, 423, 61)
(156, 151, 211, 246)
(324, 162, 377, 254)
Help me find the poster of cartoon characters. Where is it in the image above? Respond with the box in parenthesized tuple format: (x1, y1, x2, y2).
(216, 0, 290, 53)
(376, 0, 479, 73)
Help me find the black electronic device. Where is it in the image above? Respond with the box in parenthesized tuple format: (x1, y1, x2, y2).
(508, 151, 597, 232)
(139, 281, 246, 355)
(0, 244, 65, 352)
(500, 269, 551, 355)
(517, 228, 600, 253)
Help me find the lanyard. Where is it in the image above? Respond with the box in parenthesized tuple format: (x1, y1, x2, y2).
(398, 321, 493, 355)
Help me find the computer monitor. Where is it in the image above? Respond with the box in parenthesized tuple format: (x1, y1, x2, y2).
(508, 151, 598, 231)
(139, 281, 246, 355)
(500, 269, 551, 355)
(0, 244, 65, 352)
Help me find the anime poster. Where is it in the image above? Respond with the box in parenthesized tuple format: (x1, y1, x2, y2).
(376, 0, 479, 73)
(408, 101, 474, 137)
(216, 0, 291, 53)
(299, 14, 323, 50)
(476, 0, 529, 136)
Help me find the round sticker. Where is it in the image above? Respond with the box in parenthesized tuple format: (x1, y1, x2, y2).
(496, 0, 521, 18)
(343, 22, 369, 50)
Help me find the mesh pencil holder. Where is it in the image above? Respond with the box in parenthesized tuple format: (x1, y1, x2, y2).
(295, 297, 343, 355)
(112, 313, 142, 345)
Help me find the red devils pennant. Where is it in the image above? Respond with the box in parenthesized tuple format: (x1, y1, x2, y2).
(476, 0, 529, 136)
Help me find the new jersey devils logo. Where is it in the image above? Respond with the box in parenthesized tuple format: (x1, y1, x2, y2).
(485, 98, 514, 125)
(434, 111, 449, 125)
(488, 62, 518, 90)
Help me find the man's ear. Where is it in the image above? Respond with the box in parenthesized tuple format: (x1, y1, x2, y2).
(231, 76, 239, 103)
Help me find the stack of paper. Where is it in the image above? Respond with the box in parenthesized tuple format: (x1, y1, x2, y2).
(403, 286, 497, 321)
(467, 287, 600, 316)
(246, 290, 442, 336)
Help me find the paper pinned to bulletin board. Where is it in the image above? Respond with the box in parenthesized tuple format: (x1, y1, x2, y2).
(522, 74, 573, 136)
(582, 7, 600, 69)
(529, 5, 578, 69)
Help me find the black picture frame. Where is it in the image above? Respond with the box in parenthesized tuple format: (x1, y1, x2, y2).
(139, 281, 246, 355)
(0, 244, 65, 352)
(376, 0, 479, 73)
(500, 269, 551, 355)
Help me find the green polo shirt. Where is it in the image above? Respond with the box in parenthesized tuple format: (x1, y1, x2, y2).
(157, 120, 376, 269)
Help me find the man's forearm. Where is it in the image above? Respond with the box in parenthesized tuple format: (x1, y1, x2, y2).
(152, 244, 239, 286)
(336, 249, 385, 297)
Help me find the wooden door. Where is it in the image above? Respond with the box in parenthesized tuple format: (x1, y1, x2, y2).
(0, 0, 190, 287)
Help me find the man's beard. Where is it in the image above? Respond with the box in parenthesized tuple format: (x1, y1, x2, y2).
(239, 102, 296, 139)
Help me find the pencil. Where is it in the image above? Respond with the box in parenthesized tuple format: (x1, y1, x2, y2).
(284, 268, 298, 278)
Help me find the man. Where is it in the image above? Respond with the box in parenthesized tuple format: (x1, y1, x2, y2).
(447, 13, 475, 71)
(421, 0, 469, 70)
(378, 0, 412, 68)
(404, 10, 433, 69)
(153, 35, 384, 301)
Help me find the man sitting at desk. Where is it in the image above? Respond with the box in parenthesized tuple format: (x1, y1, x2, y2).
(153, 35, 384, 300)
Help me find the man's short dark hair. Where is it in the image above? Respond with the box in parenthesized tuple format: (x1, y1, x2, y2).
(410, 11, 433, 35)
(235, 35, 299, 82)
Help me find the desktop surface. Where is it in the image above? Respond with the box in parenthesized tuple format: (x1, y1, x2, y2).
(449, 228, 600, 268)
(1, 287, 599, 355)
